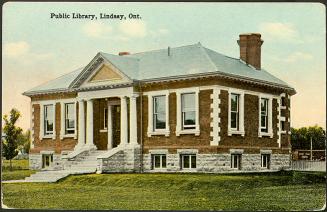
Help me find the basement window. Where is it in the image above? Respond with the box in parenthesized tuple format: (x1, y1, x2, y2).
(152, 154, 167, 169)
(181, 154, 196, 169)
(261, 154, 270, 169)
(231, 154, 241, 170)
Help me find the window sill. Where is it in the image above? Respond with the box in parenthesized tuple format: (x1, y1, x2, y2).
(176, 129, 200, 136)
(100, 129, 108, 133)
(228, 130, 245, 136)
(61, 134, 76, 139)
(281, 131, 286, 134)
(259, 132, 273, 138)
(147, 130, 170, 137)
(42, 135, 55, 139)
(280, 106, 286, 110)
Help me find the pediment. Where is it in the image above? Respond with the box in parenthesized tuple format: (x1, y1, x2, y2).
(89, 64, 123, 82)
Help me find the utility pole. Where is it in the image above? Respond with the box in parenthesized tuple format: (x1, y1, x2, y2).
(310, 136, 313, 161)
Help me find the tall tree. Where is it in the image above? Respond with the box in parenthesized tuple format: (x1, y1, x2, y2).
(291, 125, 326, 150)
(2, 108, 22, 171)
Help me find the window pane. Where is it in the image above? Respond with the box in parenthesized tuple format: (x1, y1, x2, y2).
(231, 112, 237, 129)
(154, 96, 165, 113)
(184, 111, 195, 126)
(191, 155, 196, 168)
(155, 114, 166, 129)
(67, 120, 75, 128)
(162, 155, 166, 168)
(182, 93, 195, 111)
(261, 99, 268, 114)
(154, 155, 161, 168)
(45, 105, 53, 120)
(183, 155, 189, 168)
(47, 121, 53, 131)
(66, 103, 74, 119)
(231, 94, 238, 112)
(281, 121, 285, 131)
(261, 116, 266, 128)
(233, 155, 238, 168)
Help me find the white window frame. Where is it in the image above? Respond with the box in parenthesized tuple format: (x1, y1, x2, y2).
(181, 154, 197, 169)
(152, 154, 167, 170)
(261, 154, 270, 169)
(59, 100, 77, 139)
(258, 94, 273, 138)
(280, 93, 287, 109)
(64, 103, 76, 135)
(260, 98, 269, 132)
(146, 90, 170, 137)
(231, 154, 241, 170)
(40, 102, 56, 140)
(44, 104, 54, 136)
(228, 89, 244, 136)
(176, 87, 200, 136)
(280, 116, 286, 134)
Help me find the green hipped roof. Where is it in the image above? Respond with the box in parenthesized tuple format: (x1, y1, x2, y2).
(24, 43, 294, 95)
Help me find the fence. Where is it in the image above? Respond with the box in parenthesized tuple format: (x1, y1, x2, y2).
(291, 160, 326, 172)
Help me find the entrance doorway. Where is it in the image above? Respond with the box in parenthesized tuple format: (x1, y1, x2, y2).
(112, 105, 121, 148)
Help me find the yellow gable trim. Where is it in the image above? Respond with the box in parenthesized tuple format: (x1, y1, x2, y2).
(89, 65, 123, 82)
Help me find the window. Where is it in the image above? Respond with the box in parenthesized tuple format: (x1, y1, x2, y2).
(181, 154, 196, 169)
(153, 96, 166, 130)
(42, 154, 53, 168)
(231, 154, 241, 170)
(281, 120, 286, 131)
(65, 103, 75, 134)
(181, 93, 196, 130)
(44, 105, 54, 135)
(230, 94, 239, 130)
(260, 98, 268, 133)
(228, 90, 244, 136)
(261, 154, 270, 169)
(152, 154, 167, 169)
(281, 96, 286, 107)
(104, 108, 108, 129)
(147, 91, 169, 137)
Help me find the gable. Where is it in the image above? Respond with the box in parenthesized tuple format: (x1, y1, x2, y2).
(89, 65, 123, 82)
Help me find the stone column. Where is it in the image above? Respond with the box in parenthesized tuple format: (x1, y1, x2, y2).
(76, 100, 85, 150)
(86, 99, 96, 149)
(107, 104, 113, 150)
(120, 96, 128, 146)
(129, 95, 138, 146)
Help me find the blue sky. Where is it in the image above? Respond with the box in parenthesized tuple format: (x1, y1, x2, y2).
(2, 2, 326, 130)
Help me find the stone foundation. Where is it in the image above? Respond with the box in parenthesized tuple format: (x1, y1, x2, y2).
(29, 153, 63, 170)
(100, 146, 141, 173)
(143, 152, 290, 173)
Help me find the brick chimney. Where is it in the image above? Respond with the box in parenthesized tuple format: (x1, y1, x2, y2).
(237, 33, 264, 70)
(118, 52, 130, 56)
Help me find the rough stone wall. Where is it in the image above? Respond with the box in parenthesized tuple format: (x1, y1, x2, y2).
(29, 153, 62, 170)
(101, 146, 141, 173)
(142, 153, 290, 173)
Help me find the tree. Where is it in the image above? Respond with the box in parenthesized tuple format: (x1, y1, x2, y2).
(2, 108, 22, 171)
(291, 125, 326, 150)
(17, 130, 31, 154)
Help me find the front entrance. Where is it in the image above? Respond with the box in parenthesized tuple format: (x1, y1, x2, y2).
(112, 105, 121, 148)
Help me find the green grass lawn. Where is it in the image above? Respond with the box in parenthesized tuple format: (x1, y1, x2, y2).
(2, 159, 36, 181)
(2, 171, 326, 210)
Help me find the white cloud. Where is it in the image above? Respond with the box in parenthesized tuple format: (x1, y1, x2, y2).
(83, 22, 112, 38)
(285, 52, 313, 62)
(259, 22, 299, 41)
(3, 41, 30, 57)
(118, 20, 147, 38)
